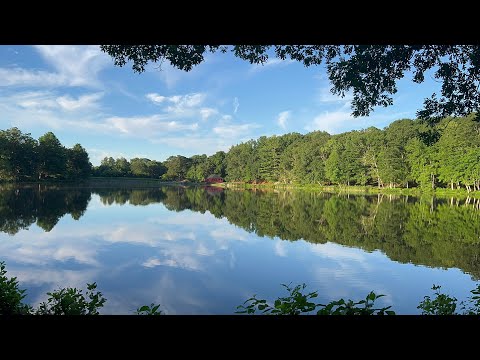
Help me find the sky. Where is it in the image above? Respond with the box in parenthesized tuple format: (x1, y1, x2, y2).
(0, 45, 442, 166)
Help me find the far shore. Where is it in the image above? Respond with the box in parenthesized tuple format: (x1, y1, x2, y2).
(1, 177, 480, 198)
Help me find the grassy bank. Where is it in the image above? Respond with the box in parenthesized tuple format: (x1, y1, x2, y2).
(218, 182, 480, 197)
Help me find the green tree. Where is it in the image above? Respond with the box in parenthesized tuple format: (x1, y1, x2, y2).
(0, 128, 38, 181)
(66, 144, 92, 179)
(101, 45, 480, 123)
(207, 151, 226, 178)
(163, 155, 191, 181)
(37, 132, 66, 180)
(225, 140, 258, 182)
(114, 157, 131, 177)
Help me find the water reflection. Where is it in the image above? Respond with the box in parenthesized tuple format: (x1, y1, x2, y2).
(1, 185, 479, 314)
(88, 187, 480, 280)
(0, 184, 90, 234)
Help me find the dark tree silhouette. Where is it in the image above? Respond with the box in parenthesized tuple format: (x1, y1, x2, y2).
(100, 45, 480, 124)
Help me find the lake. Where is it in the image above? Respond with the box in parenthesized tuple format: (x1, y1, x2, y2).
(1, 184, 479, 314)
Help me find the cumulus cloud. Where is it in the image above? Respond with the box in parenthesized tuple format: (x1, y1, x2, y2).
(276, 110, 290, 130)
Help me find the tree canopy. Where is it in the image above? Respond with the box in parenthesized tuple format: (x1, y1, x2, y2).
(100, 45, 480, 123)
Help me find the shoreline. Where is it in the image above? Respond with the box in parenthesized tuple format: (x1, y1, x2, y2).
(1, 177, 479, 197)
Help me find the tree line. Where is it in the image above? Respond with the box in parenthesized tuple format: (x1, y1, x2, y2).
(0, 128, 91, 181)
(2, 114, 480, 190)
(88, 115, 480, 191)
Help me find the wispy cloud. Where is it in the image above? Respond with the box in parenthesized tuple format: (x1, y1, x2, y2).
(317, 86, 353, 104)
(305, 110, 352, 134)
(105, 115, 199, 136)
(249, 58, 295, 74)
(56, 93, 104, 111)
(305, 109, 410, 134)
(87, 148, 129, 165)
(274, 241, 287, 257)
(146, 93, 166, 104)
(199, 107, 218, 120)
(233, 97, 239, 114)
(0, 46, 110, 88)
(0, 68, 66, 87)
(276, 110, 290, 130)
(213, 123, 261, 138)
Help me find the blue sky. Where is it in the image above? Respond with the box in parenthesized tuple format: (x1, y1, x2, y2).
(0, 45, 441, 165)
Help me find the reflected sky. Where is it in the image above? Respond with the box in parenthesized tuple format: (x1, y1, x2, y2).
(1, 188, 479, 314)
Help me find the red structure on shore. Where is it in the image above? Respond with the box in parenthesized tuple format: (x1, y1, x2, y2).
(204, 174, 224, 183)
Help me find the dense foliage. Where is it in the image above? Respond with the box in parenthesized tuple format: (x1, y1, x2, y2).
(3, 115, 480, 190)
(221, 115, 480, 191)
(0, 128, 91, 182)
(101, 45, 480, 123)
(236, 283, 395, 315)
(88, 116, 480, 191)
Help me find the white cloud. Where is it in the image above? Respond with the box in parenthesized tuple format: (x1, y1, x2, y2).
(14, 91, 59, 109)
(165, 93, 206, 114)
(0, 90, 110, 132)
(34, 45, 110, 87)
(233, 97, 239, 114)
(0, 68, 66, 87)
(105, 115, 199, 136)
(0, 46, 110, 88)
(151, 136, 230, 155)
(199, 107, 218, 120)
(305, 108, 410, 135)
(146, 93, 166, 104)
(310, 242, 367, 263)
(274, 241, 287, 257)
(210, 228, 248, 242)
(10, 90, 103, 112)
(142, 257, 164, 268)
(305, 110, 352, 134)
(146, 93, 206, 111)
(276, 110, 290, 130)
(249, 58, 295, 74)
(56, 93, 103, 111)
(87, 148, 129, 165)
(213, 123, 260, 138)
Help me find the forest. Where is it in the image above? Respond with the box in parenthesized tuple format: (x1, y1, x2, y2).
(1, 114, 480, 191)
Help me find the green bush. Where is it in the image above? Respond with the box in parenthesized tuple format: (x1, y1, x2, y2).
(236, 283, 395, 315)
(0, 261, 32, 315)
(35, 282, 106, 315)
(135, 303, 163, 315)
(418, 284, 480, 315)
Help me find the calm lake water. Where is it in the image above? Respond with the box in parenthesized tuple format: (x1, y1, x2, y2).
(1, 184, 480, 314)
